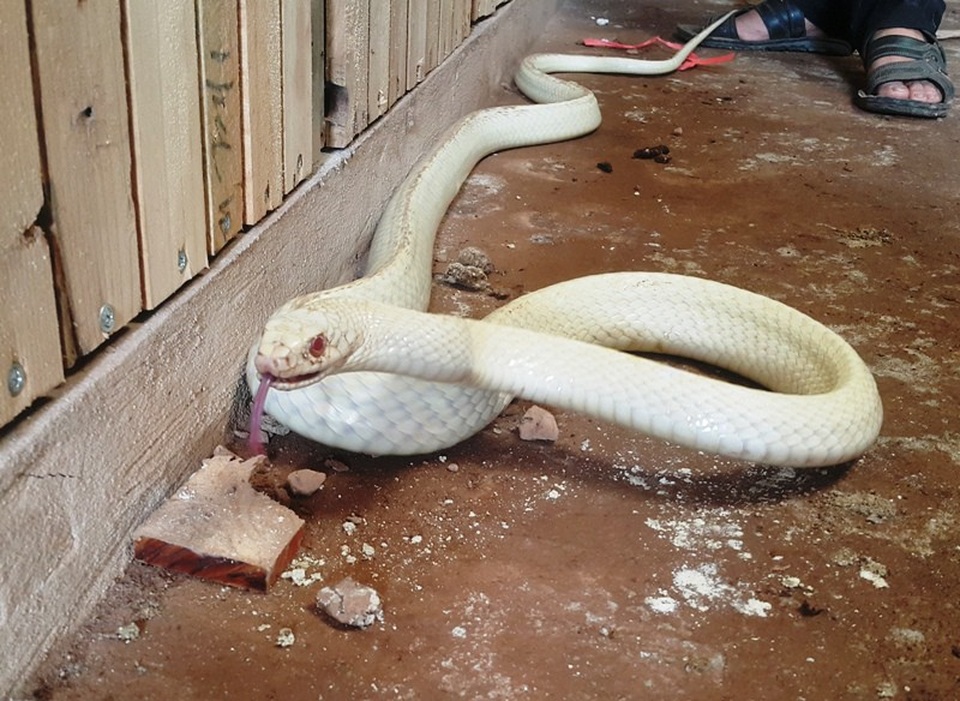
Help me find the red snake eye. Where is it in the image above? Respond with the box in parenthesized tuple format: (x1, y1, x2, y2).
(308, 334, 326, 358)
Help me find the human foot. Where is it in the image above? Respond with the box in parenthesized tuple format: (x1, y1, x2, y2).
(729, 7, 825, 43)
(868, 29, 946, 104)
(856, 30, 954, 118)
(675, 0, 852, 56)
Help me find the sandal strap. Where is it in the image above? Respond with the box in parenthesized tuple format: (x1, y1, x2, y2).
(865, 60, 955, 102)
(707, 0, 808, 41)
(862, 35, 946, 68)
(755, 0, 807, 40)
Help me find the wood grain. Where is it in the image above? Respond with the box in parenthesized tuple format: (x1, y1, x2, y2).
(425, 0, 441, 73)
(0, 3, 61, 427)
(326, 0, 370, 147)
(311, 0, 326, 160)
(282, 0, 313, 193)
(0, 1, 43, 243)
(407, 0, 428, 87)
(196, 0, 245, 252)
(239, 0, 284, 223)
(389, 0, 409, 105)
(124, 0, 208, 309)
(369, 0, 391, 120)
(0, 230, 63, 427)
(31, 0, 140, 355)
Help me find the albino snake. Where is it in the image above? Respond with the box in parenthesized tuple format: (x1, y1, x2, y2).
(246, 14, 883, 468)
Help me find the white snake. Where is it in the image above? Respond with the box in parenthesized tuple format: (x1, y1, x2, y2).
(246, 14, 883, 468)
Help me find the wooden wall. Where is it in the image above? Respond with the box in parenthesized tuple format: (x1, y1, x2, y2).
(0, 0, 509, 429)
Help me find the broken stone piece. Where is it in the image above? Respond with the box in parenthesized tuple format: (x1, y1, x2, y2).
(324, 458, 350, 473)
(133, 447, 305, 591)
(440, 261, 490, 291)
(287, 469, 327, 497)
(457, 246, 494, 273)
(518, 405, 559, 442)
(316, 577, 384, 629)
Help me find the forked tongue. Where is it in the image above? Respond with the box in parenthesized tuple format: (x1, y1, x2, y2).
(249, 374, 275, 455)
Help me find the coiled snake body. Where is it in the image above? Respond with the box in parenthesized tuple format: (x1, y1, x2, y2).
(247, 15, 883, 468)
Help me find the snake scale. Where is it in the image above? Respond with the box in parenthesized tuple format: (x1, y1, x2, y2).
(246, 13, 883, 468)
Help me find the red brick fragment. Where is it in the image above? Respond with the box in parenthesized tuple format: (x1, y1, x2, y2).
(133, 447, 304, 591)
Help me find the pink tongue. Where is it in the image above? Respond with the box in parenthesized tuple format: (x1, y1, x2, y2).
(249, 374, 274, 455)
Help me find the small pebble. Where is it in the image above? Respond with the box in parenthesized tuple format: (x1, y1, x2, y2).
(632, 144, 669, 160)
(316, 577, 384, 629)
(275, 627, 295, 647)
(117, 623, 140, 643)
(441, 261, 489, 291)
(519, 405, 559, 442)
(286, 469, 326, 497)
(596, 161, 613, 173)
(325, 458, 350, 473)
(457, 246, 494, 274)
(653, 153, 671, 164)
(446, 462, 460, 473)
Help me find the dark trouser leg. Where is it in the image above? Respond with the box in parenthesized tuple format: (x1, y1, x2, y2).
(790, 0, 855, 41)
(851, 0, 946, 50)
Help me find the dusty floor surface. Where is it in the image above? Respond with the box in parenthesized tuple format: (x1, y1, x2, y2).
(22, 0, 960, 699)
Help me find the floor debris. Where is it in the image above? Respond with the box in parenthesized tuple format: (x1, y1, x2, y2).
(286, 468, 327, 497)
(518, 404, 559, 441)
(133, 447, 304, 591)
(315, 577, 384, 629)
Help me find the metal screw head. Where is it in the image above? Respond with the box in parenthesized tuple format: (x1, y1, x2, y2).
(99, 304, 116, 334)
(177, 248, 188, 273)
(8, 362, 25, 397)
(219, 213, 231, 235)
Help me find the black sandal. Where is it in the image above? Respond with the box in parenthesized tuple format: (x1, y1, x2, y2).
(676, 0, 852, 56)
(855, 34, 954, 118)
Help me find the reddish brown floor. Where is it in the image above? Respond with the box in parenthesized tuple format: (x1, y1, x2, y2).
(24, 1, 960, 699)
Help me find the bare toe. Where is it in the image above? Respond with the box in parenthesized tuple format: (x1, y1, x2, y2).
(875, 79, 911, 101)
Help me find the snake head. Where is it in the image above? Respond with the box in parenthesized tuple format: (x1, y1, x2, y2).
(252, 306, 355, 389)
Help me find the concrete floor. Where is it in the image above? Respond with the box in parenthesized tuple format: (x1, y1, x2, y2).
(23, 1, 960, 699)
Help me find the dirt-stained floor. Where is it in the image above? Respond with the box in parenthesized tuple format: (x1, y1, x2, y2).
(22, 1, 960, 699)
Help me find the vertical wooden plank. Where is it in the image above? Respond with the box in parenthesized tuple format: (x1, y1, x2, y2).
(196, 0, 245, 253)
(239, 0, 283, 223)
(439, 0, 453, 60)
(425, 0, 441, 73)
(326, 0, 370, 147)
(311, 0, 326, 160)
(282, 0, 313, 193)
(472, 0, 503, 21)
(406, 0, 428, 87)
(0, 1, 42, 241)
(124, 0, 208, 309)
(0, 2, 62, 427)
(0, 230, 64, 427)
(472, 0, 486, 21)
(388, 0, 408, 105)
(31, 0, 140, 356)
(368, 0, 391, 120)
(456, 0, 471, 45)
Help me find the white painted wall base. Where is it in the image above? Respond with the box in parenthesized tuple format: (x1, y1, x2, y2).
(0, 0, 561, 691)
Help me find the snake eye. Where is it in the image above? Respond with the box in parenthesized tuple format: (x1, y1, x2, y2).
(308, 334, 326, 358)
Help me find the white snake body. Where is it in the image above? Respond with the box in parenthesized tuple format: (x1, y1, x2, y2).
(247, 15, 883, 468)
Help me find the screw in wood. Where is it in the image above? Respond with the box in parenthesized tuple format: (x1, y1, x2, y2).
(99, 304, 116, 334)
(7, 361, 25, 397)
(177, 248, 188, 273)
